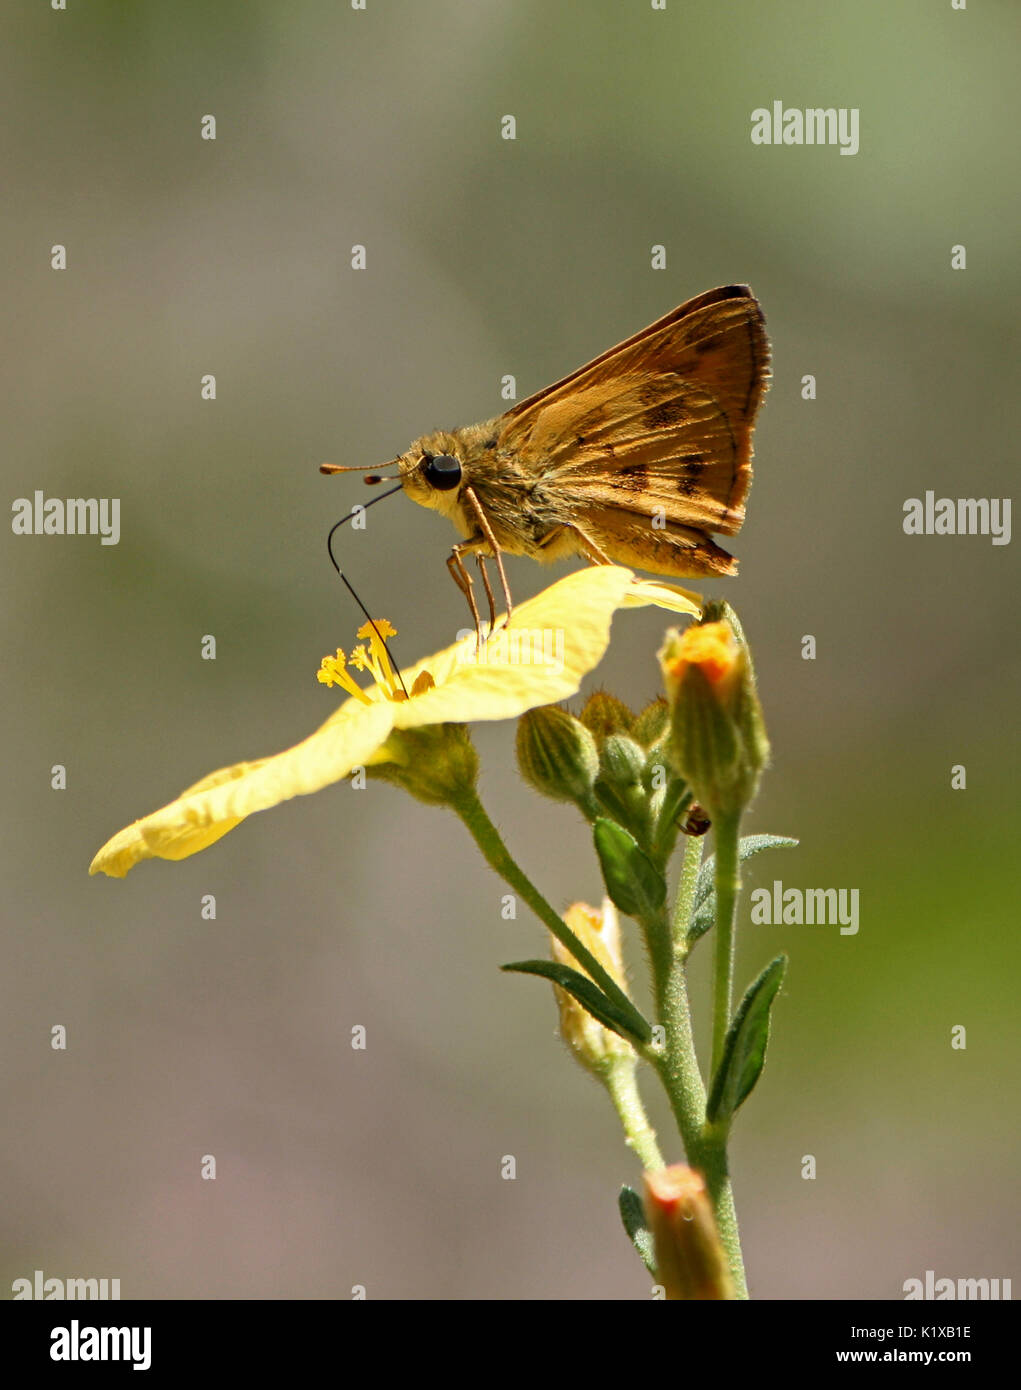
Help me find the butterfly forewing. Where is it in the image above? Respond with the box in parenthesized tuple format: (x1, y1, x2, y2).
(497, 285, 769, 550)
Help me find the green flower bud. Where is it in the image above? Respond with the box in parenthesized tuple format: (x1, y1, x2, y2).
(599, 733, 647, 788)
(659, 613, 770, 819)
(596, 733, 653, 845)
(577, 690, 635, 740)
(515, 706, 600, 815)
(702, 601, 770, 782)
(632, 697, 670, 750)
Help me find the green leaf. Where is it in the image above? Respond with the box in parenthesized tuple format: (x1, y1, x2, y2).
(688, 833, 798, 943)
(618, 1185, 656, 1276)
(593, 818, 667, 919)
(501, 959, 652, 1046)
(694, 833, 799, 909)
(707, 954, 787, 1125)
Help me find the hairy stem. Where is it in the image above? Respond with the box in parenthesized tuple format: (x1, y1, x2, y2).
(671, 832, 704, 951)
(710, 811, 741, 1080)
(604, 1059, 664, 1173)
(643, 890, 748, 1298)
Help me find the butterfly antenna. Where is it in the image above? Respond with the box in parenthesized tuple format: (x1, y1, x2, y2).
(325, 483, 409, 698)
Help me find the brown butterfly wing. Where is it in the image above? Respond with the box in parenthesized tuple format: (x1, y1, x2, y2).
(529, 376, 752, 536)
(572, 507, 742, 577)
(500, 285, 769, 536)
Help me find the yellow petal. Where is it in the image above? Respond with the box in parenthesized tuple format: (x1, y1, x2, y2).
(89, 700, 394, 877)
(391, 566, 638, 728)
(623, 578, 702, 617)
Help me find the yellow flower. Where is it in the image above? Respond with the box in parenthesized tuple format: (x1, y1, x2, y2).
(90, 568, 699, 878)
(663, 620, 739, 693)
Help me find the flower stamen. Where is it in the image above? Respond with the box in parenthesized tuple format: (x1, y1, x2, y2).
(357, 620, 402, 699)
(317, 648, 374, 703)
(318, 621, 417, 704)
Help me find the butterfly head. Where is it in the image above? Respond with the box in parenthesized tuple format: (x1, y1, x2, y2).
(396, 431, 470, 523)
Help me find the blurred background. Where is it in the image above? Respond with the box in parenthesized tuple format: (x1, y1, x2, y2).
(2, 0, 1018, 1299)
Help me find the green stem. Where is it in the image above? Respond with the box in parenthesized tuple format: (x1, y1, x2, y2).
(603, 1059, 664, 1172)
(645, 909, 707, 1159)
(642, 897, 748, 1299)
(451, 784, 748, 1296)
(697, 1125, 748, 1299)
(710, 811, 741, 1080)
(451, 789, 647, 1040)
(671, 832, 704, 950)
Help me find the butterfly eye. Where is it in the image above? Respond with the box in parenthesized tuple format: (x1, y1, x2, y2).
(421, 453, 462, 492)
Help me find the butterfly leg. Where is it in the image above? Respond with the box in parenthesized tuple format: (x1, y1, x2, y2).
(475, 554, 497, 634)
(447, 538, 485, 647)
(463, 486, 513, 627)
